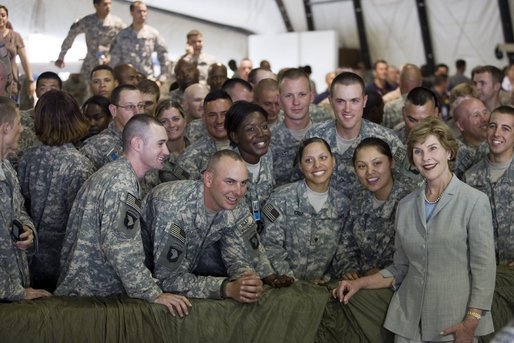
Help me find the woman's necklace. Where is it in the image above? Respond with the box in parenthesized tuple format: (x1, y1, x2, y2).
(424, 191, 442, 204)
(424, 173, 452, 204)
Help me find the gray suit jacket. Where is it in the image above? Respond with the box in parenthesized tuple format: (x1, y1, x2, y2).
(380, 175, 496, 341)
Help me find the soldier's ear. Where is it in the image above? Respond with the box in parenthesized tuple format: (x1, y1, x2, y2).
(131, 135, 144, 152)
(203, 169, 213, 188)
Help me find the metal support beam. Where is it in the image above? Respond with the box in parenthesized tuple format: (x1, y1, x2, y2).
(275, 0, 295, 32)
(303, 0, 315, 31)
(498, 0, 514, 64)
(352, 0, 371, 69)
(415, 0, 435, 74)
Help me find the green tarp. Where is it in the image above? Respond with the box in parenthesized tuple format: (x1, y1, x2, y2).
(0, 267, 512, 343)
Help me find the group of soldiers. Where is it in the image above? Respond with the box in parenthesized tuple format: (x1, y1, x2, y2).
(0, 0, 512, 327)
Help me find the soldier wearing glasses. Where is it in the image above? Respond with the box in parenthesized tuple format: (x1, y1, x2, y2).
(80, 85, 145, 170)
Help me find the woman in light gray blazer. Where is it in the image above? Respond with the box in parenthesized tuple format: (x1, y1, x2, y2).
(333, 118, 496, 342)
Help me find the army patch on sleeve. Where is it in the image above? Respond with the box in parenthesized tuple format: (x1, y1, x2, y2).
(106, 148, 119, 161)
(168, 223, 186, 244)
(262, 203, 280, 223)
(117, 192, 141, 238)
(172, 165, 190, 180)
(237, 215, 260, 253)
(158, 223, 186, 268)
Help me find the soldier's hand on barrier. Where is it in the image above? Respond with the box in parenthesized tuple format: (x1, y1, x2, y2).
(342, 271, 360, 281)
(262, 274, 294, 288)
(225, 271, 263, 303)
(54, 59, 65, 68)
(24, 287, 51, 300)
(155, 293, 192, 317)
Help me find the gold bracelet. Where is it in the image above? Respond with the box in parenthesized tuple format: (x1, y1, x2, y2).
(466, 311, 482, 320)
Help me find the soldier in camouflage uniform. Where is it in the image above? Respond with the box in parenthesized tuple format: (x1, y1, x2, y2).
(332, 138, 419, 279)
(141, 150, 291, 301)
(454, 140, 489, 179)
(109, 1, 169, 83)
(225, 101, 275, 227)
(393, 87, 439, 145)
(453, 97, 490, 179)
(382, 64, 423, 129)
(261, 138, 349, 282)
(176, 89, 232, 179)
(7, 72, 62, 168)
(464, 106, 514, 266)
(153, 100, 191, 183)
(254, 78, 283, 130)
(139, 101, 191, 196)
(305, 72, 408, 197)
(80, 85, 143, 170)
(56, 115, 191, 316)
(55, 0, 125, 82)
(393, 87, 440, 180)
(17, 91, 94, 291)
(184, 119, 207, 144)
(271, 68, 315, 186)
(0, 98, 50, 301)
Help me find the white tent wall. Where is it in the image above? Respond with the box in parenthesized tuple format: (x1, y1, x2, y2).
(426, 0, 506, 74)
(249, 30, 338, 89)
(361, 0, 425, 69)
(3, 0, 514, 82)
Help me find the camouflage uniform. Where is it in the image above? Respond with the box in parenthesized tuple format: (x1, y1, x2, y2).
(394, 122, 407, 145)
(184, 119, 207, 144)
(269, 122, 303, 186)
(58, 13, 125, 81)
(176, 135, 219, 180)
(233, 149, 275, 224)
(392, 123, 425, 181)
(276, 104, 332, 127)
(182, 52, 218, 84)
(464, 157, 514, 264)
(382, 95, 406, 129)
(454, 140, 489, 180)
(55, 157, 162, 302)
(140, 180, 274, 299)
(79, 121, 122, 170)
(309, 103, 333, 123)
(140, 140, 192, 197)
(17, 144, 94, 290)
(169, 88, 185, 104)
(7, 109, 40, 169)
(305, 119, 408, 196)
(109, 25, 169, 81)
(62, 74, 88, 106)
(260, 181, 350, 281)
(0, 159, 35, 301)
(332, 173, 419, 277)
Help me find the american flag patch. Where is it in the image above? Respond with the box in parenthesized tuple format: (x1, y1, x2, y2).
(172, 165, 190, 180)
(169, 224, 185, 245)
(262, 203, 280, 222)
(125, 193, 141, 213)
